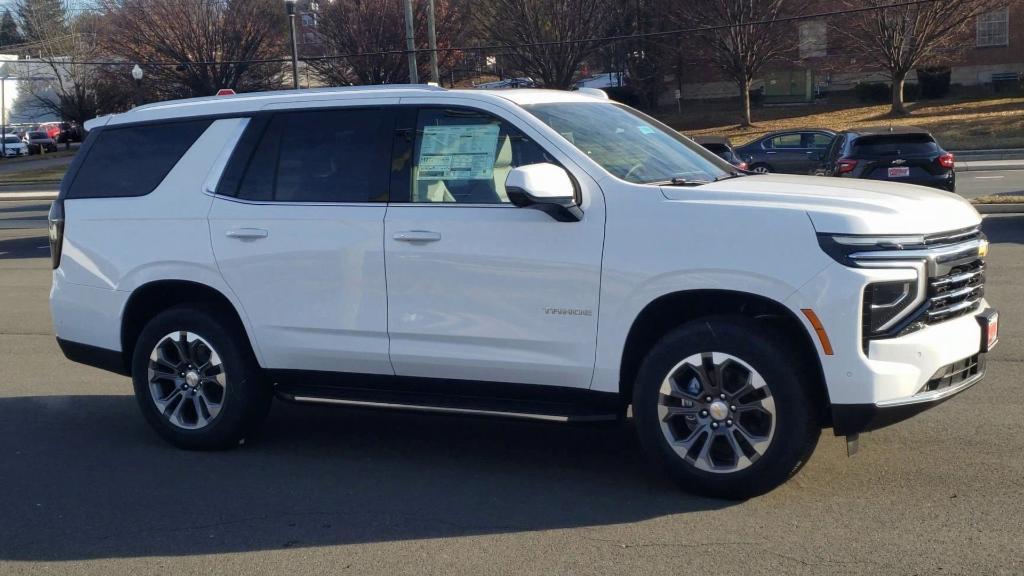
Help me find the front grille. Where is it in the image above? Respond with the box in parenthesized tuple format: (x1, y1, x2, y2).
(926, 258, 984, 324)
(922, 226, 983, 247)
(918, 354, 983, 394)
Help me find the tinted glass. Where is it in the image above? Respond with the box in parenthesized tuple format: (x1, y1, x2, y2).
(236, 108, 391, 203)
(852, 134, 939, 156)
(28, 132, 47, 138)
(411, 108, 553, 203)
(3, 136, 19, 144)
(769, 134, 802, 149)
(808, 133, 833, 149)
(701, 143, 729, 154)
(525, 102, 728, 184)
(67, 119, 212, 199)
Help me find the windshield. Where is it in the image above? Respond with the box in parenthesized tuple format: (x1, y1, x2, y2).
(3, 136, 20, 144)
(523, 102, 731, 184)
(28, 132, 46, 139)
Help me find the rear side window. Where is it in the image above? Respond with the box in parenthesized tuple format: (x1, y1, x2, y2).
(852, 134, 939, 156)
(66, 120, 212, 199)
(234, 108, 392, 203)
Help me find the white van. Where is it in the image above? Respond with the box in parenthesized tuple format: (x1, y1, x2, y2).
(49, 86, 997, 498)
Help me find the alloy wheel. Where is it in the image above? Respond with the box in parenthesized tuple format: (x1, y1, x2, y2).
(657, 352, 776, 473)
(147, 331, 227, 430)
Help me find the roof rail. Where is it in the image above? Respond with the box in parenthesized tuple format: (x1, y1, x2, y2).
(131, 83, 447, 112)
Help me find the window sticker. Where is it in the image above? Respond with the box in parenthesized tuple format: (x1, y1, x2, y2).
(417, 124, 500, 180)
(637, 125, 657, 135)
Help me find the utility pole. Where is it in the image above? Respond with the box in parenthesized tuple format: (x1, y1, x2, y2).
(403, 0, 419, 84)
(285, 0, 300, 89)
(426, 0, 440, 85)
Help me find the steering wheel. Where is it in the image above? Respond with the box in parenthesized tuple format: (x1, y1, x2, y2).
(624, 162, 646, 182)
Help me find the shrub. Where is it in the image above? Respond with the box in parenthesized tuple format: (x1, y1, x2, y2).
(917, 66, 952, 99)
(854, 81, 920, 103)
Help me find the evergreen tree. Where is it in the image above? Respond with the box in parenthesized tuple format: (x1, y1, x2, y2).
(18, 0, 66, 44)
(0, 10, 22, 47)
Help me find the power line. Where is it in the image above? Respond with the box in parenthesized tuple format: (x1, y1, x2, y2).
(0, 0, 947, 68)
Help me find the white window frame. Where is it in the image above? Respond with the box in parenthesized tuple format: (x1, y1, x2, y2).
(976, 7, 1009, 48)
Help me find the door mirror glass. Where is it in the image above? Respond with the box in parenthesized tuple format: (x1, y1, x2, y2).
(505, 163, 582, 222)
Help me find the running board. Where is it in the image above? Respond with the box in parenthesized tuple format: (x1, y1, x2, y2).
(283, 395, 598, 423)
(271, 373, 623, 424)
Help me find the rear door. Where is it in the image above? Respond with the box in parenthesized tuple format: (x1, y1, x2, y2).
(763, 133, 809, 173)
(383, 101, 605, 388)
(209, 102, 396, 375)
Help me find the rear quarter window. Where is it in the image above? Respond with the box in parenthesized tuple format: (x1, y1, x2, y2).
(851, 134, 939, 157)
(66, 119, 213, 199)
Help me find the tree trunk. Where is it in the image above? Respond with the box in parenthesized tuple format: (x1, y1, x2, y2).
(890, 71, 908, 116)
(739, 78, 752, 126)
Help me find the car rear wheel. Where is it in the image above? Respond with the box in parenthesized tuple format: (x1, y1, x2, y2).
(633, 316, 820, 499)
(131, 304, 271, 450)
(750, 164, 772, 174)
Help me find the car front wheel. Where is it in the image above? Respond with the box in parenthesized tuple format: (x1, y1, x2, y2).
(633, 316, 821, 499)
(749, 164, 772, 174)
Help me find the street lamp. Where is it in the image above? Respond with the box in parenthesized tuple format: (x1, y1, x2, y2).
(131, 64, 144, 107)
(284, 0, 300, 89)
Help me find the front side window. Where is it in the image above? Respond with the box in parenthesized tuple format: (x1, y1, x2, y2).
(977, 7, 1009, 47)
(524, 102, 728, 184)
(808, 133, 834, 149)
(409, 108, 553, 204)
(235, 108, 391, 203)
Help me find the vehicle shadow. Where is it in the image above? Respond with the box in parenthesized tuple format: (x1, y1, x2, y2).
(0, 234, 49, 259)
(982, 213, 1024, 244)
(0, 395, 730, 561)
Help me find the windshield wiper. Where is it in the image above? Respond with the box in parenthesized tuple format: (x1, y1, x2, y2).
(647, 176, 711, 186)
(714, 172, 746, 181)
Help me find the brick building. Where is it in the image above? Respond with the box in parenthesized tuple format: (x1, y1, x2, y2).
(669, 2, 1023, 103)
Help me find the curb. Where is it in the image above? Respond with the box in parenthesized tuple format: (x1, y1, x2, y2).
(975, 203, 1024, 214)
(0, 191, 58, 201)
(958, 161, 1024, 172)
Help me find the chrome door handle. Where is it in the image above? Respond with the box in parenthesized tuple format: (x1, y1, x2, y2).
(393, 230, 441, 243)
(225, 228, 269, 240)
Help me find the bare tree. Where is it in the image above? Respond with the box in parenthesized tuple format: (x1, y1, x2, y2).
(99, 0, 288, 99)
(473, 0, 617, 89)
(670, 0, 810, 126)
(310, 0, 466, 86)
(14, 1, 115, 125)
(835, 0, 1006, 116)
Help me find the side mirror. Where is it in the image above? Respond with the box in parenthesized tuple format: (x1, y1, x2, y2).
(505, 163, 582, 222)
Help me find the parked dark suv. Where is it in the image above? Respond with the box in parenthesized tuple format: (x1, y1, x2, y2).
(693, 136, 747, 170)
(734, 129, 835, 175)
(820, 127, 955, 192)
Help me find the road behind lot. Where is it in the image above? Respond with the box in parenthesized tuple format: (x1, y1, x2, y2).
(0, 216, 1022, 575)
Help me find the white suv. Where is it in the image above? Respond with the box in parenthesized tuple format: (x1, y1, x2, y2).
(49, 86, 997, 498)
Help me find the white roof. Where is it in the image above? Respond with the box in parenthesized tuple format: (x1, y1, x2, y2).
(101, 86, 608, 126)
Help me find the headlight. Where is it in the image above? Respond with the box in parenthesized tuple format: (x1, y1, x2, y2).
(817, 233, 926, 266)
(863, 279, 920, 334)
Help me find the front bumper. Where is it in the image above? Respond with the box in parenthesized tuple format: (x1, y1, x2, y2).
(831, 352, 985, 435)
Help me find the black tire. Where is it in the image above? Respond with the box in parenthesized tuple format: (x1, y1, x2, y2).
(749, 163, 772, 174)
(131, 304, 271, 450)
(633, 316, 821, 499)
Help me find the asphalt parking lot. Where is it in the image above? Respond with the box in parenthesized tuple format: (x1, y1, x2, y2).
(0, 214, 1021, 576)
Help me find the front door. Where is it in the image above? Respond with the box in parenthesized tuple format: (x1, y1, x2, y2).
(209, 104, 396, 375)
(383, 104, 605, 388)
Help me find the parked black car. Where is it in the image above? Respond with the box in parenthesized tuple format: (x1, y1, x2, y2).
(735, 129, 836, 174)
(819, 127, 955, 192)
(693, 136, 748, 170)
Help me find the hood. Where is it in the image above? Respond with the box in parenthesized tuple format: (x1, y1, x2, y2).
(661, 174, 980, 235)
